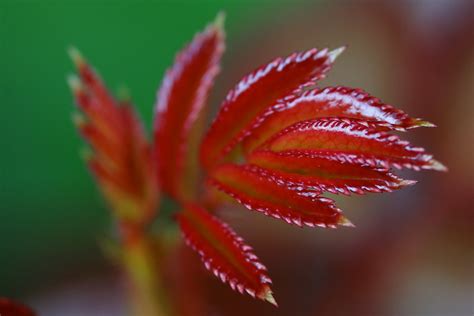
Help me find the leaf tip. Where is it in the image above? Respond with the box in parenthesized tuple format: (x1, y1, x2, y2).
(338, 216, 355, 228)
(413, 119, 436, 128)
(67, 74, 82, 93)
(72, 112, 86, 127)
(80, 147, 93, 162)
(117, 85, 131, 102)
(214, 11, 226, 31)
(68, 46, 85, 68)
(399, 179, 417, 187)
(428, 159, 448, 172)
(261, 287, 278, 307)
(328, 46, 346, 63)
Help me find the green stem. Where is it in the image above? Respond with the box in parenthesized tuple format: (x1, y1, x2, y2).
(121, 224, 173, 316)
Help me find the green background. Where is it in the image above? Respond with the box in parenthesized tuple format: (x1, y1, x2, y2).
(1, 0, 295, 297)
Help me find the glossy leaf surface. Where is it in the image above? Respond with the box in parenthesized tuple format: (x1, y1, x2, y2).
(242, 86, 433, 154)
(154, 14, 225, 201)
(200, 47, 344, 171)
(68, 15, 447, 308)
(209, 164, 350, 228)
(176, 203, 276, 305)
(247, 150, 415, 195)
(262, 118, 446, 171)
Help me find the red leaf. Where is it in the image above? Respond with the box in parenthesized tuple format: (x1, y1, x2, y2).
(75, 118, 123, 169)
(87, 157, 133, 196)
(200, 47, 345, 171)
(69, 51, 159, 226)
(154, 13, 225, 201)
(176, 203, 277, 306)
(0, 298, 35, 316)
(262, 118, 446, 171)
(69, 49, 124, 134)
(208, 164, 351, 228)
(242, 86, 434, 155)
(247, 150, 415, 195)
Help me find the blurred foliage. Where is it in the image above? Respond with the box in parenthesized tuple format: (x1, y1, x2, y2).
(0, 0, 299, 297)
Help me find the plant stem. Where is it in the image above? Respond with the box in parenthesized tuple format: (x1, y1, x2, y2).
(121, 223, 173, 316)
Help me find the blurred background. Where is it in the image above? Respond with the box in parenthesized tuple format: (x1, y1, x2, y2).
(1, 0, 473, 315)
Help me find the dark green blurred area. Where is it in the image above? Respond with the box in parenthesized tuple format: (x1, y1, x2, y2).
(0, 0, 295, 297)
